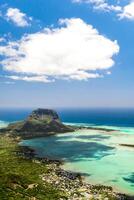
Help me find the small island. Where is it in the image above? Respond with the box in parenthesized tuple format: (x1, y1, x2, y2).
(0, 109, 133, 200)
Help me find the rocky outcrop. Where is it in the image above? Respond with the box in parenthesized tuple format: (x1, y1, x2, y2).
(28, 109, 59, 121)
(0, 108, 74, 139)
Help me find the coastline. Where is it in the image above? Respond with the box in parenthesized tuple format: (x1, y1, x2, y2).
(18, 144, 133, 200)
(0, 128, 134, 199)
(19, 135, 134, 200)
(1, 109, 134, 199)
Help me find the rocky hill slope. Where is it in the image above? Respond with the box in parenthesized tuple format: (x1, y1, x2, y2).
(0, 108, 74, 139)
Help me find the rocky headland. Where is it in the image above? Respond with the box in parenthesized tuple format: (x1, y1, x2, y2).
(0, 108, 74, 139)
(0, 108, 116, 140)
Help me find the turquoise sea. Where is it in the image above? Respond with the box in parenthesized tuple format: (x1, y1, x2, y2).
(0, 108, 134, 195)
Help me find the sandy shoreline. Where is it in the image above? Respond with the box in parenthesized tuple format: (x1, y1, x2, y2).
(18, 142, 134, 200)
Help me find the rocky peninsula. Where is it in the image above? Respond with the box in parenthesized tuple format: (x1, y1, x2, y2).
(0, 108, 74, 139)
(0, 108, 116, 140)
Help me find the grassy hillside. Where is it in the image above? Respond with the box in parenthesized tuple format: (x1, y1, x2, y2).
(0, 135, 132, 200)
(0, 136, 66, 200)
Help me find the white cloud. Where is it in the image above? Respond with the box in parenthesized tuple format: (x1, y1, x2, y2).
(72, 0, 122, 12)
(6, 75, 52, 83)
(6, 8, 31, 27)
(69, 71, 101, 80)
(106, 71, 111, 75)
(73, 0, 134, 20)
(0, 37, 5, 42)
(118, 1, 134, 20)
(0, 18, 119, 83)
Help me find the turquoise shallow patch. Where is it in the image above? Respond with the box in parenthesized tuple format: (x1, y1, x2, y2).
(0, 121, 9, 128)
(21, 125, 134, 195)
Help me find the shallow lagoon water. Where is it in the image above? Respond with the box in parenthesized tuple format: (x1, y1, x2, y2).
(0, 120, 9, 128)
(20, 125, 134, 195)
(1, 110, 134, 195)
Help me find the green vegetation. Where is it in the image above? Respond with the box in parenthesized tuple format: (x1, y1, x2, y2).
(0, 135, 131, 200)
(0, 136, 67, 200)
(0, 109, 74, 139)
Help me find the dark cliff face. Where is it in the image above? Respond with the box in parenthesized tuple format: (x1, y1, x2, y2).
(1, 108, 74, 139)
(28, 109, 60, 121)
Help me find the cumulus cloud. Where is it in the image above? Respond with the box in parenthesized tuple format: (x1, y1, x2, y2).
(0, 18, 119, 83)
(118, 1, 134, 20)
(73, 0, 134, 20)
(72, 0, 122, 12)
(6, 8, 31, 27)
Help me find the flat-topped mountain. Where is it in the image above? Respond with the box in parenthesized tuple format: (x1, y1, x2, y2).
(0, 108, 74, 139)
(29, 108, 59, 121)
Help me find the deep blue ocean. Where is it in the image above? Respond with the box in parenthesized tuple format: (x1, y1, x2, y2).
(0, 108, 134, 127)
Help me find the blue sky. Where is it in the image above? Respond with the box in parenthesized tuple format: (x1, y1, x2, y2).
(0, 0, 134, 108)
